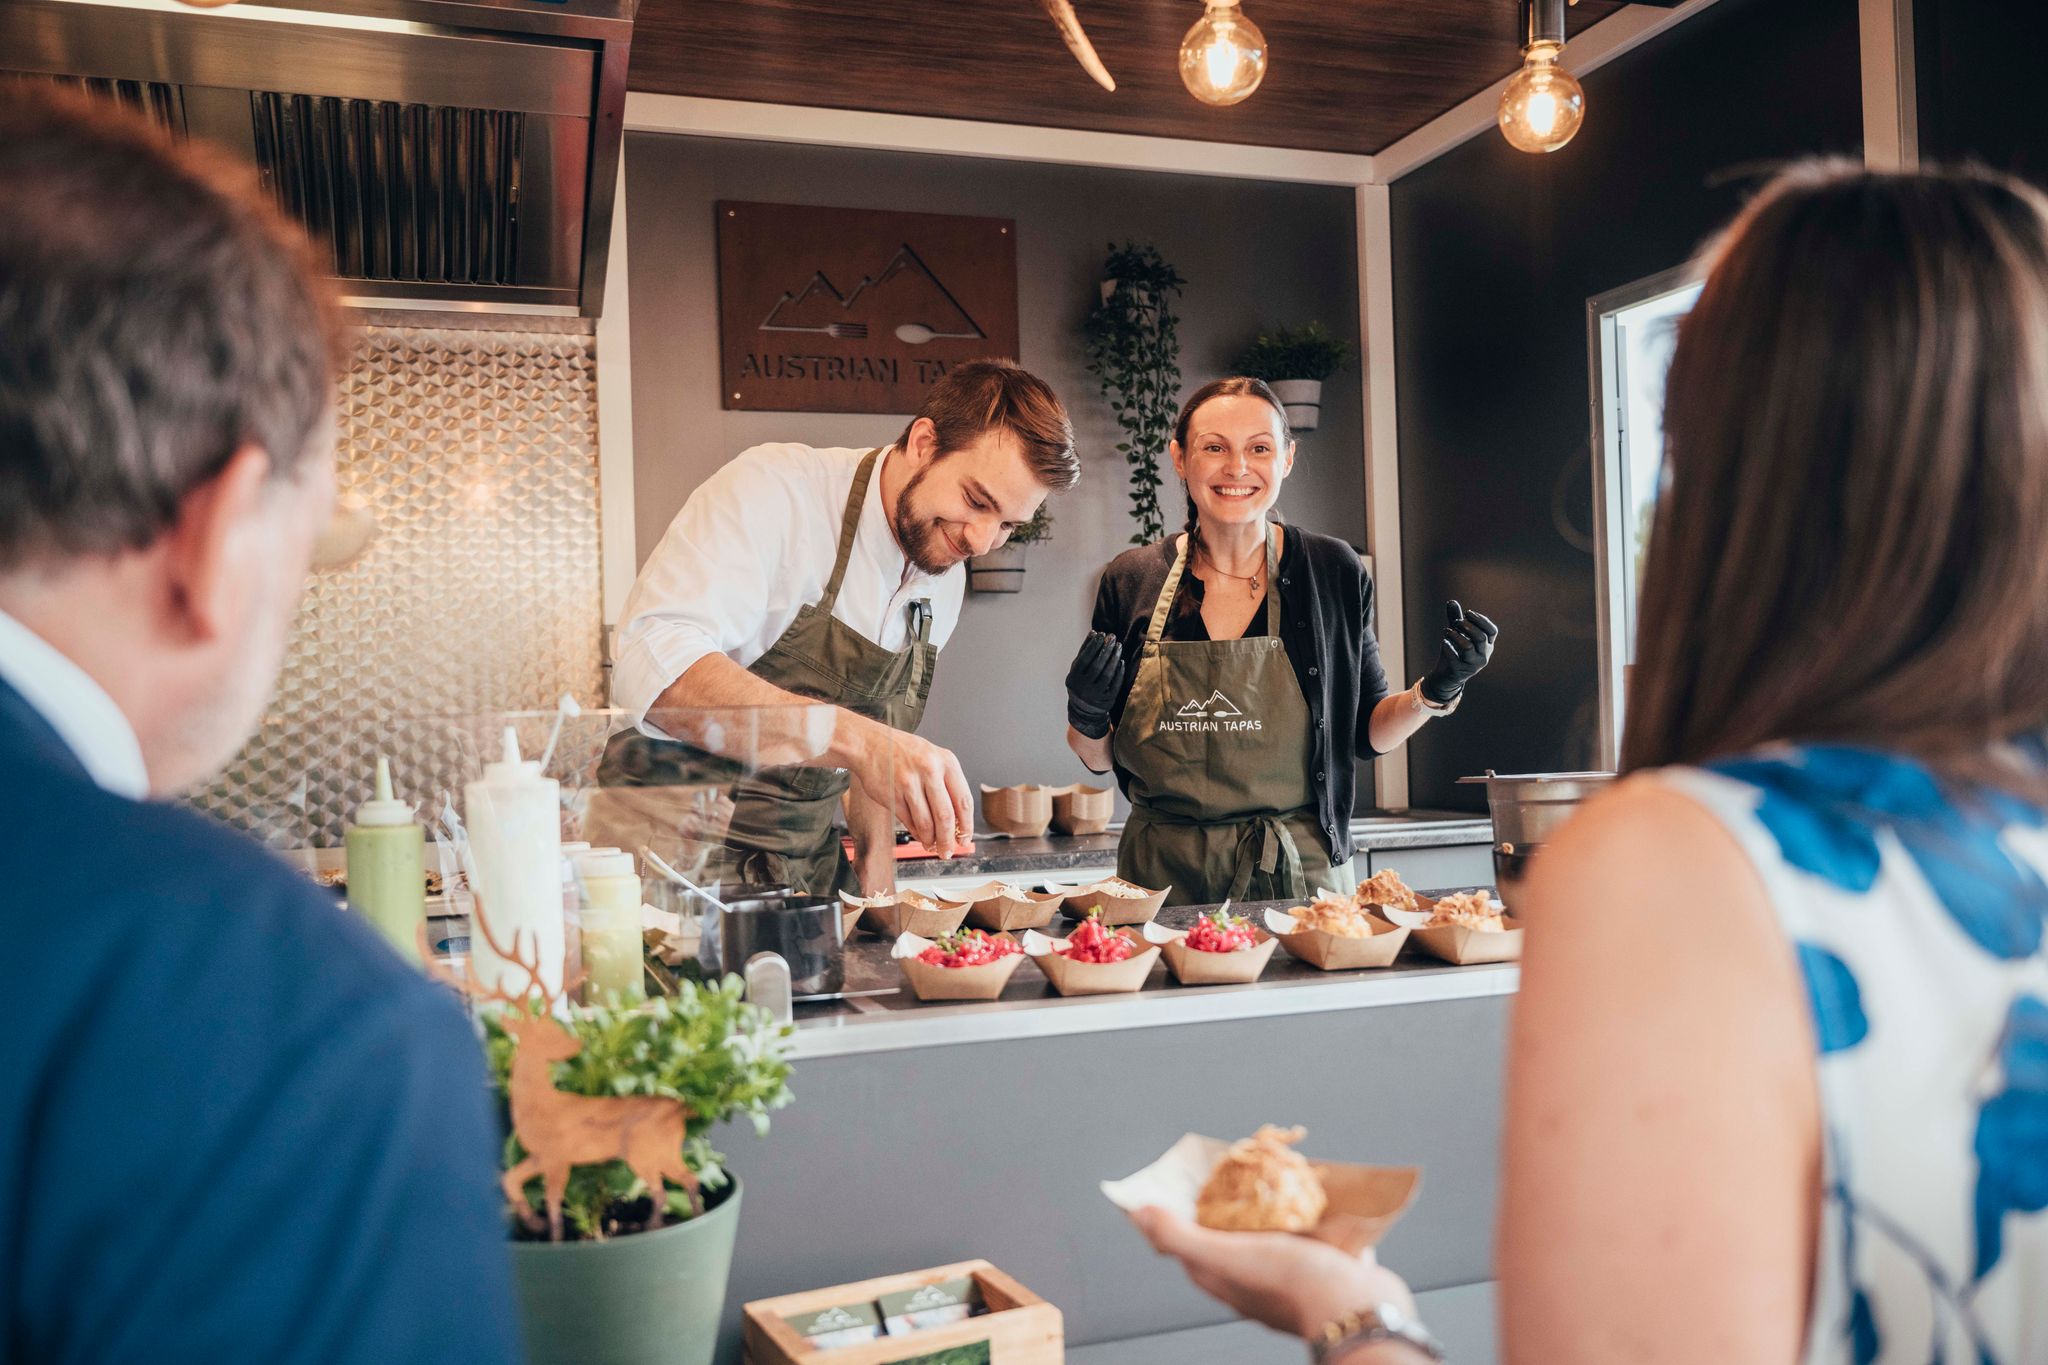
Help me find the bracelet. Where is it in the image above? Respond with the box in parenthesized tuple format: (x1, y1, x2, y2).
(1411, 683, 1461, 717)
(1308, 1303, 1446, 1364)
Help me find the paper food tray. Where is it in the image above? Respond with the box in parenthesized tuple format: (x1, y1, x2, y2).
(960, 881, 1065, 933)
(893, 931, 1029, 1001)
(1143, 920, 1279, 985)
(840, 891, 970, 940)
(1023, 928, 1159, 995)
(1379, 896, 1523, 964)
(1263, 906, 1410, 970)
(1050, 783, 1114, 836)
(1061, 879, 1169, 926)
(980, 783, 1054, 839)
(1102, 1132, 1421, 1256)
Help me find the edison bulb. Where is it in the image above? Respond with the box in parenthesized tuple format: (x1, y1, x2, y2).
(1179, 1, 1267, 107)
(1498, 49, 1585, 153)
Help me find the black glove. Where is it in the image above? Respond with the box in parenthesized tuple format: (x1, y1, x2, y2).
(1065, 630, 1125, 739)
(1421, 600, 1497, 704)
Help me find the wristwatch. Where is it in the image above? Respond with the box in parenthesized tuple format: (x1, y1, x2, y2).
(1309, 1302, 1447, 1363)
(1413, 683, 1462, 716)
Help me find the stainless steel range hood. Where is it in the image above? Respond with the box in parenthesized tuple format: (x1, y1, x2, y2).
(1, 0, 636, 317)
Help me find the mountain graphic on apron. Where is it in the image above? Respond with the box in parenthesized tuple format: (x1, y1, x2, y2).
(1176, 690, 1244, 719)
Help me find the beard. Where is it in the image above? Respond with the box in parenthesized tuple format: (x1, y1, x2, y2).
(892, 463, 962, 574)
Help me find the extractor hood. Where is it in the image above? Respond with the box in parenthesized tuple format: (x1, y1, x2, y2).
(0, 0, 636, 318)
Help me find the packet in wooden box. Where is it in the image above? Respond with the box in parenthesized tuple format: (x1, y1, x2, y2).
(960, 881, 1065, 933)
(1379, 898, 1524, 965)
(1102, 1133, 1421, 1256)
(841, 890, 970, 940)
(744, 1259, 1062, 1365)
(1049, 783, 1114, 835)
(892, 931, 1029, 1001)
(980, 783, 1054, 838)
(1022, 928, 1159, 995)
(1264, 905, 1410, 970)
(1060, 878, 1169, 925)
(1142, 919, 1279, 985)
(878, 1275, 978, 1335)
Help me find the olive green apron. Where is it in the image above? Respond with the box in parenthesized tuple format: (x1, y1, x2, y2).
(1113, 527, 1345, 908)
(593, 448, 936, 896)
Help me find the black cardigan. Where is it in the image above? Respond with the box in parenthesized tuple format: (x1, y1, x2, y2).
(1087, 527, 1392, 864)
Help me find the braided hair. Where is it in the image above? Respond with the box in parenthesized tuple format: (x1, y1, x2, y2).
(1170, 376, 1293, 626)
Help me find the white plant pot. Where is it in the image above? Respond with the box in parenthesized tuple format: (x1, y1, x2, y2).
(967, 542, 1030, 594)
(1269, 378, 1324, 433)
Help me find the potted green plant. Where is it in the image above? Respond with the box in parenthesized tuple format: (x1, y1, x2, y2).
(967, 502, 1053, 593)
(484, 977, 795, 1365)
(1085, 242, 1185, 544)
(1234, 320, 1357, 432)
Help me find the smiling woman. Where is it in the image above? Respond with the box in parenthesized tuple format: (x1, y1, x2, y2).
(1063, 377, 1499, 908)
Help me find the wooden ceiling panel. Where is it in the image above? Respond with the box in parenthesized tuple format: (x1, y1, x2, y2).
(628, 0, 1628, 156)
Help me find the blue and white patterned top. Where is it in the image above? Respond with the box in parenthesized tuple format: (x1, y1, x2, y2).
(1665, 745, 2048, 1365)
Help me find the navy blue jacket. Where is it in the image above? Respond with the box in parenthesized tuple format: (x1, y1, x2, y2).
(0, 680, 522, 1364)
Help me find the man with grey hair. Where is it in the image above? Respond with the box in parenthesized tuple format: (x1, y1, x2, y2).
(0, 92, 521, 1360)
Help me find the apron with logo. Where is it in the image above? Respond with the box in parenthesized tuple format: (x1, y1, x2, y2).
(1113, 527, 1342, 908)
(594, 448, 936, 897)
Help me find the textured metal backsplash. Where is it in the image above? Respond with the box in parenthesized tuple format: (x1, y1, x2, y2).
(191, 323, 603, 847)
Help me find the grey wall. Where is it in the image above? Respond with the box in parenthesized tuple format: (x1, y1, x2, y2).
(1388, 0, 1864, 810)
(624, 134, 1364, 804)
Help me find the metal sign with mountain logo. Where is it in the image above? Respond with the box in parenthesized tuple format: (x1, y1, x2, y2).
(718, 201, 1019, 414)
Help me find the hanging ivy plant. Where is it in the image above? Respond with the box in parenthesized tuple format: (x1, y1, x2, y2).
(1083, 241, 1185, 545)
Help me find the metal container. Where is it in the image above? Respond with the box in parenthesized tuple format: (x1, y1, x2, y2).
(698, 885, 843, 999)
(1456, 770, 1615, 890)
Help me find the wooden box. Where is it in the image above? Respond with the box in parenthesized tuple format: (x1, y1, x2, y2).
(744, 1259, 1062, 1364)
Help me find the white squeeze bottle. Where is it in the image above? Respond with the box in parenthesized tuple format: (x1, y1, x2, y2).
(464, 726, 565, 1002)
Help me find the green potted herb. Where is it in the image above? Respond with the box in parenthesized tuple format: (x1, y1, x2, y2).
(1085, 241, 1185, 544)
(967, 502, 1053, 594)
(485, 978, 794, 1365)
(1234, 320, 1357, 432)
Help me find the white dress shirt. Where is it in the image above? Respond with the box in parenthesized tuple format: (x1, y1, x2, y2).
(0, 606, 149, 798)
(613, 442, 964, 736)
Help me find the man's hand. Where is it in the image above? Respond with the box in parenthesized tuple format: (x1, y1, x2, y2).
(846, 717, 974, 857)
(1129, 1206, 1418, 1343)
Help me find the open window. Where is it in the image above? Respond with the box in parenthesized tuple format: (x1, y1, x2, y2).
(1588, 264, 1702, 769)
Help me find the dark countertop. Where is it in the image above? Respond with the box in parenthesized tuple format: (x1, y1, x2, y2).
(894, 809, 1492, 879)
(791, 893, 1516, 1057)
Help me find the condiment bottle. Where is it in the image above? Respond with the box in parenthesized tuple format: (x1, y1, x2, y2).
(344, 755, 425, 963)
(574, 847, 645, 1005)
(464, 726, 565, 1002)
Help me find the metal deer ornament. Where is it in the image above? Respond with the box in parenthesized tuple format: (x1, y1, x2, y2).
(1040, 0, 1116, 91)
(421, 904, 700, 1242)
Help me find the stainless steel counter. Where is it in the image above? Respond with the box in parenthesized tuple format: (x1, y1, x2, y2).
(892, 810, 1492, 879)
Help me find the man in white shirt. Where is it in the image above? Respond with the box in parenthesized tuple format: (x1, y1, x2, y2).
(605, 360, 1079, 896)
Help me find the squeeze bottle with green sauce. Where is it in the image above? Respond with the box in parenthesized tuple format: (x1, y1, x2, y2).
(344, 755, 426, 963)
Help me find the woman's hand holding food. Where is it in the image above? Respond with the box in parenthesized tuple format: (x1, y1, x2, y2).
(1421, 600, 1498, 704)
(1129, 1205, 1421, 1350)
(1065, 630, 1125, 739)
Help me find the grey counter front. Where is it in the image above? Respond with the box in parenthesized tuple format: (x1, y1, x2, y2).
(710, 899, 1513, 1364)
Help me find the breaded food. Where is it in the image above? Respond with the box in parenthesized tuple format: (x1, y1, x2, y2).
(1354, 868, 1419, 914)
(1427, 889, 1505, 932)
(1289, 899, 1380, 939)
(1195, 1125, 1329, 1233)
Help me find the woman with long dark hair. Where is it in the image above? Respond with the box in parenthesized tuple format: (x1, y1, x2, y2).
(1064, 378, 1497, 907)
(1128, 161, 2048, 1364)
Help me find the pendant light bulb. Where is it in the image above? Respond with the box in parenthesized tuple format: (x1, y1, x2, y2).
(1179, 0, 1268, 108)
(1498, 44, 1585, 153)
